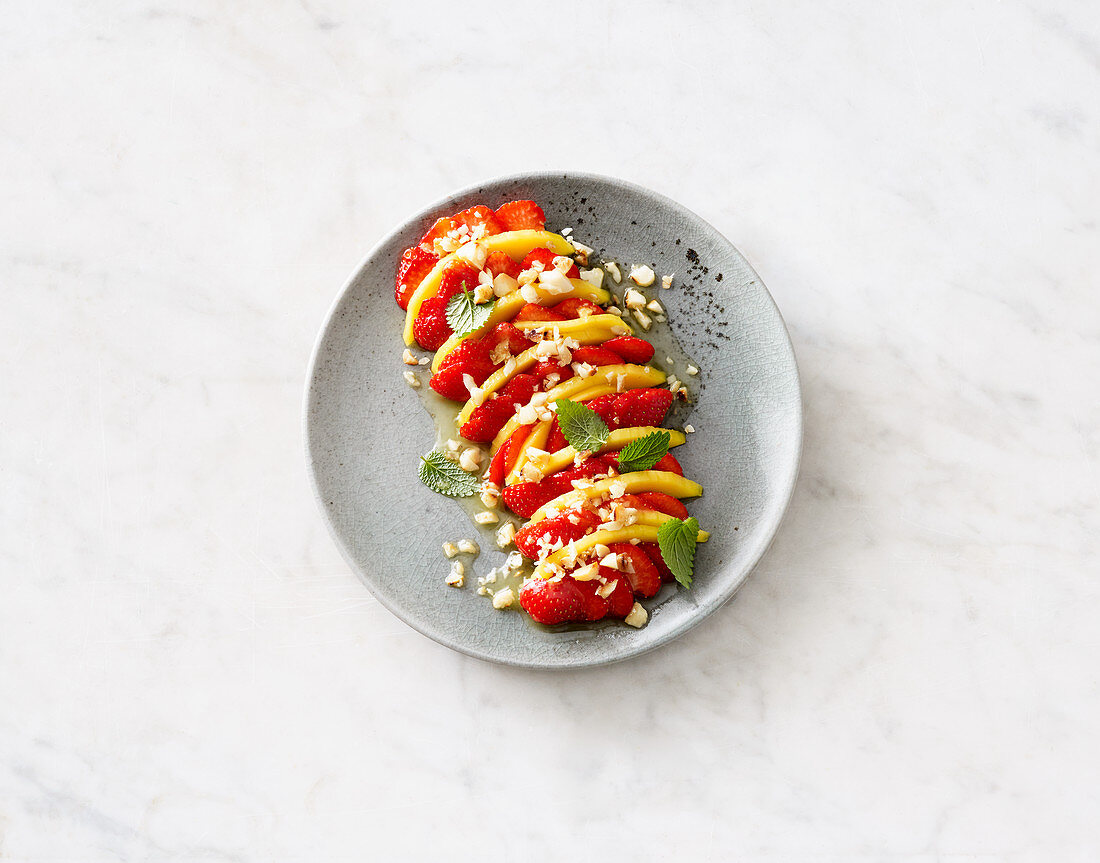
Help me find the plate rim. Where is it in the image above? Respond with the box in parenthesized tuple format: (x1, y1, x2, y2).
(304, 170, 803, 669)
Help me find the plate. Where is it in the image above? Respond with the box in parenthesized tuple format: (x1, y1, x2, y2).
(305, 172, 801, 668)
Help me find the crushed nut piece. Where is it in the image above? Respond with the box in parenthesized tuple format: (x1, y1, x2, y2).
(661, 274, 674, 290)
(474, 510, 499, 525)
(402, 349, 418, 365)
(624, 602, 648, 627)
(496, 521, 516, 548)
(403, 370, 421, 388)
(684, 424, 695, 434)
(624, 288, 646, 310)
(457, 539, 479, 555)
(579, 267, 604, 288)
(629, 264, 656, 286)
(604, 261, 622, 283)
(443, 542, 459, 558)
(492, 587, 515, 609)
(631, 309, 652, 331)
(459, 447, 482, 472)
(646, 299, 664, 314)
(686, 364, 698, 376)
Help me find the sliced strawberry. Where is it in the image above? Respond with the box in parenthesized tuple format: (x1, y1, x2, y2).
(437, 261, 482, 304)
(553, 298, 604, 318)
(429, 340, 495, 401)
(636, 491, 688, 519)
(612, 388, 675, 428)
(531, 359, 573, 384)
(419, 205, 503, 250)
(485, 250, 522, 279)
(602, 570, 636, 617)
(521, 248, 580, 279)
(651, 452, 683, 475)
(586, 394, 620, 430)
(639, 543, 675, 583)
(513, 303, 567, 324)
(501, 458, 611, 518)
(576, 578, 610, 621)
(570, 346, 623, 367)
(608, 543, 661, 599)
(545, 419, 568, 452)
(395, 246, 439, 310)
(519, 576, 586, 625)
(601, 335, 655, 364)
(488, 427, 528, 486)
(438, 338, 491, 373)
(459, 374, 540, 443)
(514, 509, 600, 559)
(411, 296, 452, 350)
(483, 322, 532, 356)
(495, 200, 546, 232)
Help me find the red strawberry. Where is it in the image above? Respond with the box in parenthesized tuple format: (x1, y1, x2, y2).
(438, 338, 491, 372)
(602, 570, 636, 617)
(545, 419, 567, 452)
(437, 261, 482, 304)
(395, 246, 438, 310)
(601, 335, 654, 364)
(495, 200, 547, 232)
(611, 388, 675, 428)
(514, 509, 600, 559)
(521, 248, 580, 279)
(577, 578, 610, 621)
(608, 543, 661, 599)
(553, 298, 604, 318)
(513, 303, 567, 324)
(501, 458, 611, 517)
(570, 346, 623, 367)
(531, 359, 573, 385)
(419, 205, 503, 250)
(488, 427, 528, 486)
(639, 543, 675, 583)
(459, 373, 540, 443)
(519, 576, 586, 625)
(651, 452, 683, 475)
(483, 322, 532, 356)
(586, 394, 620, 430)
(485, 250, 522, 279)
(411, 296, 452, 350)
(429, 340, 496, 401)
(636, 491, 688, 519)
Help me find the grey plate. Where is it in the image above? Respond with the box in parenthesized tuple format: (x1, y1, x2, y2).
(305, 172, 801, 669)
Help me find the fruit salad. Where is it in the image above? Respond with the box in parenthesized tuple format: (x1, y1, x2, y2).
(395, 199, 706, 628)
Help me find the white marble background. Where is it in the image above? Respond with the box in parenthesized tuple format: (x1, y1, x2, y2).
(2, 1, 1098, 860)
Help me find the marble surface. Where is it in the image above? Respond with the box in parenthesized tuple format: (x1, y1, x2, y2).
(2, 1, 1098, 860)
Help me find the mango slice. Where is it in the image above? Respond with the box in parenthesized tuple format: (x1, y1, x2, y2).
(538, 426, 686, 477)
(505, 420, 551, 486)
(528, 470, 703, 523)
(430, 279, 611, 372)
(532, 523, 709, 579)
(403, 230, 574, 346)
(455, 323, 640, 427)
(488, 364, 667, 453)
(512, 314, 632, 337)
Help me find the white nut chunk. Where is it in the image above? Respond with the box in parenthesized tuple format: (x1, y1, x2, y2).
(492, 587, 515, 609)
(442, 542, 459, 558)
(629, 264, 656, 286)
(624, 288, 647, 310)
(646, 299, 664, 314)
(496, 521, 517, 548)
(604, 261, 622, 283)
(661, 274, 674, 290)
(624, 602, 648, 627)
(402, 349, 419, 365)
(403, 371, 421, 388)
(473, 284, 494, 304)
(579, 267, 604, 288)
(459, 447, 482, 472)
(474, 510, 499, 525)
(457, 539, 479, 555)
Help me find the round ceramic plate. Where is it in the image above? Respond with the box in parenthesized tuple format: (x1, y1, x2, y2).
(305, 172, 801, 668)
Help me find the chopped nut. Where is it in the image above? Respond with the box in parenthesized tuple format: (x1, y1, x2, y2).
(480, 483, 500, 508)
(579, 267, 604, 288)
(686, 364, 699, 376)
(516, 404, 539, 425)
(457, 538, 479, 554)
(552, 255, 575, 274)
(443, 542, 459, 558)
(599, 552, 621, 570)
(661, 274, 673, 290)
(418, 357, 429, 365)
(493, 273, 519, 297)
(450, 560, 465, 577)
(593, 543, 611, 559)
(521, 461, 543, 483)
(631, 309, 652, 331)
(445, 569, 464, 588)
(492, 587, 515, 609)
(629, 264, 656, 286)
(402, 349, 418, 365)
(572, 562, 600, 581)
(459, 447, 482, 472)
(445, 438, 461, 452)
(624, 602, 648, 627)
(646, 299, 664, 314)
(455, 240, 487, 269)
(496, 521, 516, 548)
(624, 288, 647, 310)
(537, 268, 574, 295)
(684, 424, 695, 434)
(606, 306, 623, 316)
(604, 261, 622, 283)
(403, 370, 421, 388)
(571, 241, 594, 265)
(473, 284, 494, 304)
(474, 510, 499, 525)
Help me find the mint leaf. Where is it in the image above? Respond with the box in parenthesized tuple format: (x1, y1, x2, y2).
(445, 284, 495, 338)
(657, 516, 699, 588)
(418, 450, 478, 498)
(554, 398, 609, 453)
(615, 430, 671, 473)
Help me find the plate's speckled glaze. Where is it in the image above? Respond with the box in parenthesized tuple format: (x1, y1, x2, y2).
(305, 172, 801, 668)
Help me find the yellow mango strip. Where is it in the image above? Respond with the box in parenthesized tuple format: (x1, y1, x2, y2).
(538, 427, 686, 477)
(488, 364, 667, 454)
(430, 279, 611, 372)
(505, 421, 551, 486)
(532, 524, 709, 580)
(513, 314, 632, 337)
(528, 470, 703, 523)
(403, 230, 574, 346)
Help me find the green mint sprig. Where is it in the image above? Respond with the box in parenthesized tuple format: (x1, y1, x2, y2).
(418, 450, 478, 498)
(553, 398, 609, 453)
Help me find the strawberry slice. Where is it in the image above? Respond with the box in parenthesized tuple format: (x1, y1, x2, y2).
(522, 248, 580, 279)
(395, 246, 439, 310)
(411, 296, 452, 350)
(553, 298, 604, 318)
(436, 261, 482, 304)
(635, 491, 688, 519)
(602, 570, 636, 617)
(459, 373, 540, 443)
(495, 200, 547, 232)
(488, 427, 528, 486)
(586, 394, 620, 430)
(519, 576, 586, 625)
(419, 205, 503, 251)
(546, 419, 568, 452)
(438, 338, 491, 372)
(513, 303, 567, 324)
(483, 322, 532, 356)
(570, 346, 623, 367)
(500, 458, 611, 518)
(639, 543, 675, 583)
(485, 250, 522, 279)
(608, 543, 661, 599)
(429, 340, 495, 401)
(577, 578, 610, 621)
(601, 335, 655, 364)
(514, 509, 600, 560)
(611, 388, 675, 428)
(531, 359, 574, 385)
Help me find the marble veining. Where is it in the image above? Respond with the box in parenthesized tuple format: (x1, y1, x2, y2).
(2, 1, 1098, 860)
